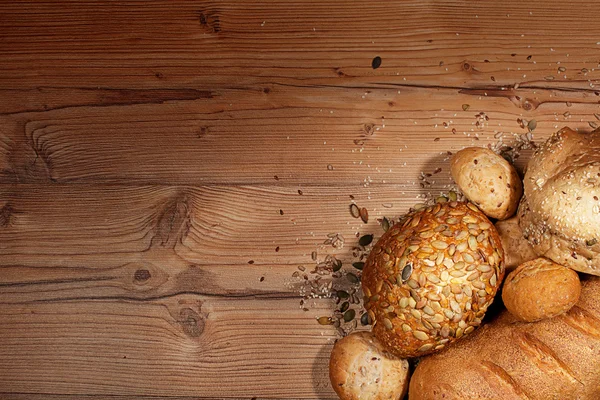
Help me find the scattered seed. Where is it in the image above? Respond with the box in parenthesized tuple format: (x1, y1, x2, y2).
(333, 259, 343, 272)
(359, 234, 374, 247)
(343, 309, 356, 322)
(337, 290, 350, 299)
(346, 273, 359, 284)
(360, 207, 369, 223)
(361, 312, 370, 325)
(382, 217, 391, 232)
(590, 121, 599, 129)
(350, 204, 360, 218)
(352, 262, 365, 270)
(372, 56, 382, 69)
(317, 316, 333, 325)
(311, 251, 317, 261)
(340, 302, 350, 313)
(527, 119, 537, 132)
(462, 104, 470, 111)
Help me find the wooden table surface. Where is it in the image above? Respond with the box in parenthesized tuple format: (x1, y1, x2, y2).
(1, 1, 600, 398)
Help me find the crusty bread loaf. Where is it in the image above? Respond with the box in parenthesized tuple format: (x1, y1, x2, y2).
(408, 276, 600, 399)
(519, 127, 600, 275)
(502, 257, 581, 322)
(329, 331, 409, 400)
(494, 215, 537, 270)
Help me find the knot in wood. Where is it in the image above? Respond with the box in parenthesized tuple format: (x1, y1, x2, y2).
(179, 307, 205, 338)
(134, 269, 151, 282)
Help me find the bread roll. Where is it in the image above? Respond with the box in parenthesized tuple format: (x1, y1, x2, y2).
(329, 331, 409, 400)
(502, 257, 581, 322)
(450, 147, 522, 220)
(519, 127, 600, 275)
(361, 201, 505, 358)
(409, 276, 600, 399)
(494, 215, 537, 270)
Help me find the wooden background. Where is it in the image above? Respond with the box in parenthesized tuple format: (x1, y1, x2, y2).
(1, 1, 600, 398)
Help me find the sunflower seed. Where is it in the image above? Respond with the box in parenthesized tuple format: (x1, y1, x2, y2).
(383, 317, 393, 330)
(317, 316, 333, 325)
(423, 306, 435, 316)
(455, 327, 464, 338)
(467, 203, 479, 212)
(360, 207, 369, 223)
(427, 273, 441, 283)
(382, 217, 391, 232)
(399, 297, 409, 309)
(407, 279, 419, 289)
(464, 326, 475, 335)
(450, 300, 461, 313)
(350, 204, 360, 218)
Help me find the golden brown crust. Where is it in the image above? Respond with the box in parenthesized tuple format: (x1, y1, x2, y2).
(494, 216, 537, 271)
(502, 257, 581, 322)
(329, 332, 409, 400)
(451, 147, 523, 220)
(408, 277, 600, 400)
(520, 127, 600, 275)
(361, 201, 505, 358)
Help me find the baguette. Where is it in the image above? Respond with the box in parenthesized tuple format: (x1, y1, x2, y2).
(409, 276, 600, 399)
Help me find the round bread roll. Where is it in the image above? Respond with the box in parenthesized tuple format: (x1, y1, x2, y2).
(519, 127, 600, 275)
(494, 215, 537, 270)
(361, 201, 505, 358)
(329, 331, 409, 400)
(502, 257, 581, 322)
(450, 147, 522, 220)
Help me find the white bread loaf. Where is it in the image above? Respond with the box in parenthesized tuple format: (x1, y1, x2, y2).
(408, 276, 600, 399)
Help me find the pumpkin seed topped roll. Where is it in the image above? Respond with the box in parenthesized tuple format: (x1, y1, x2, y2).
(361, 201, 505, 358)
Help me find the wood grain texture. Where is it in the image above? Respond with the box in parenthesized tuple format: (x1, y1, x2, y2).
(1, 0, 600, 399)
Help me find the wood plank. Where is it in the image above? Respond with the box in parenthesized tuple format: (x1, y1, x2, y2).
(0, 183, 430, 303)
(1, 85, 596, 185)
(0, 1, 600, 89)
(0, 296, 338, 399)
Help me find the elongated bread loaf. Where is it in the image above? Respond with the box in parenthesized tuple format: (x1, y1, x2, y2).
(409, 276, 600, 399)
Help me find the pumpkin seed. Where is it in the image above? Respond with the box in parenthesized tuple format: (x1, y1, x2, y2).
(352, 261, 364, 270)
(448, 191, 458, 201)
(413, 330, 429, 341)
(527, 119, 537, 132)
(382, 217, 391, 232)
(463, 253, 475, 263)
(343, 309, 356, 322)
(347, 273, 359, 284)
(401, 263, 413, 281)
(337, 290, 350, 299)
(410, 309, 422, 319)
(431, 240, 449, 250)
(468, 236, 478, 251)
(340, 301, 349, 313)
(383, 318, 393, 330)
(402, 323, 412, 332)
(359, 234, 374, 247)
(361, 312, 370, 325)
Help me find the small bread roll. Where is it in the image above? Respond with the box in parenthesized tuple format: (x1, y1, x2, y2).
(451, 147, 522, 220)
(329, 331, 409, 400)
(502, 257, 581, 322)
(494, 215, 537, 270)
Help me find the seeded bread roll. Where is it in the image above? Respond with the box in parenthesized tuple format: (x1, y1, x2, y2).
(520, 127, 600, 275)
(502, 257, 581, 322)
(409, 276, 600, 399)
(494, 216, 537, 270)
(451, 147, 523, 220)
(329, 332, 409, 400)
(361, 201, 505, 358)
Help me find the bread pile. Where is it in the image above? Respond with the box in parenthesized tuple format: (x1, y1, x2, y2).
(329, 127, 600, 400)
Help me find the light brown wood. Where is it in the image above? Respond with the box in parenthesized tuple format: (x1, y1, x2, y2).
(1, 0, 600, 399)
